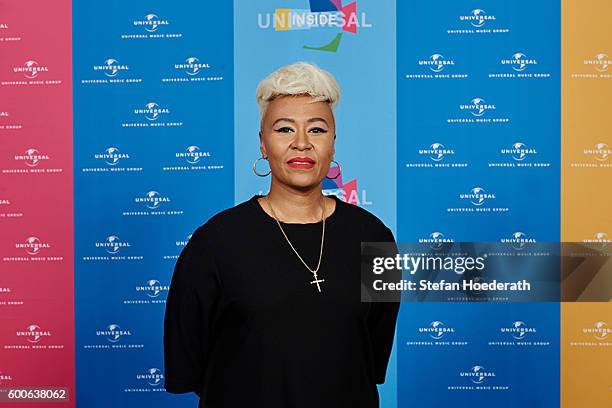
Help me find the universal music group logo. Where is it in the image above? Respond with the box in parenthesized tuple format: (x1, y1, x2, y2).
(175, 146, 211, 164)
(582, 232, 611, 248)
(489, 321, 550, 347)
(418, 232, 454, 250)
(122, 190, 184, 217)
(2, 148, 64, 175)
(97, 235, 132, 255)
(2, 60, 63, 87)
(405, 54, 468, 80)
(123, 279, 170, 305)
(404, 142, 468, 168)
(0, 195, 22, 220)
(3, 236, 63, 263)
(161, 56, 224, 83)
(96, 147, 129, 166)
(446, 364, 510, 391)
(583, 321, 610, 340)
(16, 236, 50, 255)
(162, 145, 224, 173)
(406, 320, 468, 347)
(121, 102, 183, 128)
(121, 13, 182, 39)
(159, 233, 193, 261)
(137, 280, 169, 299)
(570, 321, 611, 347)
(447, 9, 510, 35)
(80, 147, 143, 174)
(123, 367, 165, 393)
(447, 97, 510, 124)
(462, 98, 495, 117)
(5, 324, 65, 350)
(487, 142, 551, 168)
(82, 324, 144, 350)
(13, 60, 48, 79)
(15, 148, 50, 167)
(134, 191, 171, 209)
(422, 321, 455, 339)
(81, 58, 143, 84)
(81, 235, 144, 262)
(500, 231, 536, 251)
(0, 372, 13, 385)
(570, 53, 612, 79)
(447, 186, 510, 213)
(501, 321, 535, 340)
(489, 52, 551, 79)
(0, 109, 22, 131)
(0, 20, 21, 42)
(420, 54, 455, 73)
(94, 59, 129, 77)
(570, 143, 612, 168)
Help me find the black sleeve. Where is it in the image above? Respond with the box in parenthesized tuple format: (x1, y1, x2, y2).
(366, 225, 400, 384)
(163, 224, 221, 395)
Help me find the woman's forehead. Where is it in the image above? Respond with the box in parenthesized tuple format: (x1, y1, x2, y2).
(265, 96, 334, 120)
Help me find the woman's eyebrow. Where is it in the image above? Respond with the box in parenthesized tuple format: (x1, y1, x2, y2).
(272, 117, 329, 126)
(272, 117, 295, 126)
(307, 117, 328, 125)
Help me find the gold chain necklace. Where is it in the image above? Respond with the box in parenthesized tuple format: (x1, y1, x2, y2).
(264, 195, 326, 292)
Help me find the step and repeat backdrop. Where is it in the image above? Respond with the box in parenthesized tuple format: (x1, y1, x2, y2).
(1, 0, 610, 407)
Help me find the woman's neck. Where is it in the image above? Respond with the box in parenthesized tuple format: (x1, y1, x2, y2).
(258, 186, 336, 223)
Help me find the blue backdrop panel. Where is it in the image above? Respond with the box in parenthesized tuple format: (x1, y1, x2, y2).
(397, 1, 560, 406)
(73, 1, 234, 407)
(397, 303, 560, 407)
(398, 0, 560, 242)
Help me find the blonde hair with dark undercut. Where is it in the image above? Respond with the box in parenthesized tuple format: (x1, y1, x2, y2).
(255, 61, 340, 124)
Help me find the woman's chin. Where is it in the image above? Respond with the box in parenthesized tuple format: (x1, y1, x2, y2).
(284, 178, 321, 191)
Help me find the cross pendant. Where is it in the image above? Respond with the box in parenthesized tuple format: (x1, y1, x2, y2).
(310, 272, 325, 292)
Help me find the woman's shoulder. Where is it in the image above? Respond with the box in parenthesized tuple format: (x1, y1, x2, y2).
(335, 197, 395, 241)
(189, 196, 258, 241)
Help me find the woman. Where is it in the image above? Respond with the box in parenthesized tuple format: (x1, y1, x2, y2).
(164, 61, 400, 408)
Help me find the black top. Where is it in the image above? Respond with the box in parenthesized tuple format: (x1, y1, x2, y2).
(163, 193, 400, 408)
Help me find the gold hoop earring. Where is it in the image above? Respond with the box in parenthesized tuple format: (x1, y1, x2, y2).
(326, 160, 341, 179)
(253, 156, 271, 177)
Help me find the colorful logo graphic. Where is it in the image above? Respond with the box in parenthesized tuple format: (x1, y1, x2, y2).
(257, 1, 371, 52)
(322, 163, 369, 205)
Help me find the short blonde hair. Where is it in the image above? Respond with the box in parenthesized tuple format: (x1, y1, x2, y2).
(255, 61, 340, 123)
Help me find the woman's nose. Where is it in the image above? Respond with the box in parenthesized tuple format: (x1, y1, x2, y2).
(293, 128, 310, 148)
